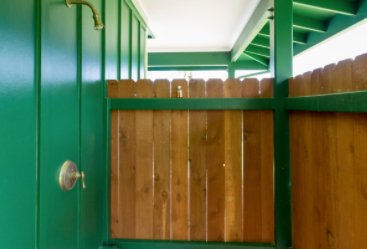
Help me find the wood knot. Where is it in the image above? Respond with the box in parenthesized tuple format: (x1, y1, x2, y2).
(202, 134, 206, 141)
(176, 195, 181, 202)
(162, 191, 168, 198)
(154, 174, 160, 181)
(327, 230, 335, 249)
(176, 180, 180, 185)
(141, 187, 148, 193)
(350, 146, 355, 153)
(193, 175, 200, 181)
(243, 131, 251, 139)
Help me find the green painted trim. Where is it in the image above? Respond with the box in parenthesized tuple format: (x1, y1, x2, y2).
(231, 0, 273, 61)
(110, 240, 275, 249)
(148, 52, 230, 67)
(258, 29, 307, 44)
(284, 91, 367, 112)
(238, 70, 270, 79)
(243, 52, 269, 67)
(35, 0, 41, 247)
(251, 36, 270, 48)
(269, 0, 293, 248)
(77, 5, 82, 249)
(293, 14, 326, 33)
(148, 66, 228, 71)
(109, 98, 275, 110)
(245, 45, 270, 58)
(124, 0, 154, 38)
(293, 0, 356, 16)
(294, 0, 367, 56)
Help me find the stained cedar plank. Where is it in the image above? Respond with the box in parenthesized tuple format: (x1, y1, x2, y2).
(310, 69, 328, 249)
(153, 80, 171, 240)
(189, 79, 207, 241)
(259, 78, 274, 243)
(118, 79, 136, 239)
(206, 79, 225, 242)
(108, 80, 119, 238)
(224, 79, 243, 242)
(171, 79, 189, 241)
(301, 72, 315, 249)
(242, 78, 262, 242)
(289, 75, 306, 249)
(335, 59, 355, 249)
(135, 79, 154, 239)
(322, 64, 339, 249)
(352, 53, 367, 249)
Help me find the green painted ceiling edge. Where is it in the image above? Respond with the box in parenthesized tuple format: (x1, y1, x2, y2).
(124, 0, 155, 38)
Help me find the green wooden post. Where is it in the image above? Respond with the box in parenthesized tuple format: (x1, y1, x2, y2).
(228, 62, 236, 78)
(269, 0, 293, 248)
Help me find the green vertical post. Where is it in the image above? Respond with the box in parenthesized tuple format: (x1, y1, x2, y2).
(227, 62, 236, 78)
(269, 0, 292, 249)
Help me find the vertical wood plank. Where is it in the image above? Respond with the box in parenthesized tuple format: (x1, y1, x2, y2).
(118, 79, 136, 239)
(301, 72, 314, 249)
(335, 59, 355, 249)
(322, 64, 339, 249)
(289, 75, 305, 249)
(310, 68, 327, 249)
(242, 78, 262, 242)
(135, 79, 154, 239)
(352, 53, 367, 249)
(171, 79, 189, 241)
(108, 80, 119, 238)
(224, 78, 243, 242)
(260, 78, 274, 243)
(206, 79, 225, 242)
(189, 79, 207, 241)
(153, 79, 171, 240)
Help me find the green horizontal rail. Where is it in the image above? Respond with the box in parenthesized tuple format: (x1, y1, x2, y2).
(238, 70, 270, 79)
(110, 240, 276, 249)
(109, 98, 275, 110)
(284, 91, 367, 113)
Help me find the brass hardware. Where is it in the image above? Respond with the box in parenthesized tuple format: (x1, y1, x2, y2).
(65, 0, 104, 30)
(59, 160, 86, 191)
(177, 86, 183, 98)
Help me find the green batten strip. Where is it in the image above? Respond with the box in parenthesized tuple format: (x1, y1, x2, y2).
(110, 240, 276, 249)
(35, 0, 41, 248)
(284, 90, 367, 113)
(270, 0, 293, 248)
(77, 5, 82, 249)
(109, 98, 275, 110)
(238, 70, 270, 79)
(124, 0, 154, 38)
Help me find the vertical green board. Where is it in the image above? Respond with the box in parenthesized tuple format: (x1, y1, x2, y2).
(40, 0, 79, 248)
(131, 15, 139, 81)
(81, 0, 104, 248)
(140, 26, 146, 79)
(121, 0, 131, 79)
(269, 0, 292, 248)
(0, 0, 37, 248)
(105, 0, 119, 81)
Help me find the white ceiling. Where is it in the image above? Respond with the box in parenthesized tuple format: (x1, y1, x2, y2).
(136, 0, 261, 52)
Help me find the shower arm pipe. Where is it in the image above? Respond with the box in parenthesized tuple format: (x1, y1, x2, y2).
(66, 0, 98, 13)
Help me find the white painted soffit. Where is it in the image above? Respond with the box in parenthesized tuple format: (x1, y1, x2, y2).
(137, 0, 261, 52)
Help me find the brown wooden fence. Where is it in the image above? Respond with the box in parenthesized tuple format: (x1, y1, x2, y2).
(108, 78, 275, 242)
(289, 53, 367, 249)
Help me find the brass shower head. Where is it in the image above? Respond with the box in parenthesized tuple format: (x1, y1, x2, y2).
(66, 0, 105, 30)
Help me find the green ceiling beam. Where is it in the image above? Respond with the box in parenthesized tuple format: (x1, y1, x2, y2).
(245, 45, 270, 58)
(293, 0, 356, 16)
(294, 0, 367, 56)
(235, 60, 269, 70)
(250, 36, 270, 48)
(230, 0, 273, 62)
(238, 70, 270, 79)
(148, 66, 228, 71)
(258, 28, 307, 44)
(148, 52, 230, 67)
(293, 14, 326, 32)
(243, 52, 269, 67)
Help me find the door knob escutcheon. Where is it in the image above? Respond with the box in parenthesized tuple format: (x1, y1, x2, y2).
(59, 160, 85, 191)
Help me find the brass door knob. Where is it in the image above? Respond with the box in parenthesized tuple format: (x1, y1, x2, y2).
(59, 160, 86, 191)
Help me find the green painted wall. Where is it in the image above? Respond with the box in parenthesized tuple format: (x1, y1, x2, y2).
(0, 0, 147, 248)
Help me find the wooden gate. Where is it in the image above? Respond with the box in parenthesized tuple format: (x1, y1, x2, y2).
(108, 78, 275, 243)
